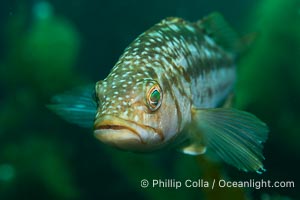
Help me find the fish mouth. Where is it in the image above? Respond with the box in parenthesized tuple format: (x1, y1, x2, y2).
(94, 115, 164, 151)
(94, 115, 149, 150)
(96, 124, 137, 132)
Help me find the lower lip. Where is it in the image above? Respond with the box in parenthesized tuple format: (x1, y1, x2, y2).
(93, 128, 142, 145)
(95, 123, 141, 138)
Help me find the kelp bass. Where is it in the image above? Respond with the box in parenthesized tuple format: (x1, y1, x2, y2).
(49, 13, 268, 173)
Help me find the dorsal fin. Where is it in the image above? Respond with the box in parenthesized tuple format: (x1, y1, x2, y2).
(160, 17, 186, 25)
(197, 12, 240, 52)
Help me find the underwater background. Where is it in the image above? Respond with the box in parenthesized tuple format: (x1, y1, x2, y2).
(0, 0, 299, 199)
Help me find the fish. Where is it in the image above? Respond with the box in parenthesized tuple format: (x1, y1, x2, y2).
(48, 13, 268, 173)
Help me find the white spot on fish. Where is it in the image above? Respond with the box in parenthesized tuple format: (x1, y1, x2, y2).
(204, 35, 215, 46)
(169, 24, 180, 32)
(154, 61, 160, 66)
(124, 60, 131, 65)
(203, 48, 213, 59)
(188, 44, 198, 55)
(154, 47, 161, 52)
(148, 31, 160, 37)
(186, 25, 195, 32)
(134, 115, 139, 122)
(122, 72, 131, 77)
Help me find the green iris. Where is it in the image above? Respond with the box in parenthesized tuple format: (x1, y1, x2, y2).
(150, 89, 160, 106)
(146, 82, 162, 111)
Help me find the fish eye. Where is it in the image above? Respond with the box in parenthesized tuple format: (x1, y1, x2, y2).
(146, 83, 162, 111)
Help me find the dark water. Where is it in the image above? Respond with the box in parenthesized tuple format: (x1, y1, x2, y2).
(0, 0, 299, 199)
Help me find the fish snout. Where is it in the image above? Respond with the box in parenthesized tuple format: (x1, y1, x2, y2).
(94, 117, 144, 150)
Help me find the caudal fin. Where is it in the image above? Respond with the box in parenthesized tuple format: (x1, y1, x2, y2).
(47, 85, 97, 128)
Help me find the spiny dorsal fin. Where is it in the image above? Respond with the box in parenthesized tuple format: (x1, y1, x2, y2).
(160, 17, 186, 25)
(197, 12, 239, 52)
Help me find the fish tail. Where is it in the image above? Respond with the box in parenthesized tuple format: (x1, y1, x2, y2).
(47, 85, 97, 128)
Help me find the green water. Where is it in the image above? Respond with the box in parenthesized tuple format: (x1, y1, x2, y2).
(0, 0, 299, 199)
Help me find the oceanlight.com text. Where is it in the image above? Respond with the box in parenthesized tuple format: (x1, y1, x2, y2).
(140, 179, 295, 190)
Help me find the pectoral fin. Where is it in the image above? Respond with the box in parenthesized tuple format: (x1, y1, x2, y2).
(189, 107, 269, 173)
(179, 143, 207, 155)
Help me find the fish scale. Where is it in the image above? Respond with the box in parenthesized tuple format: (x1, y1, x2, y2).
(49, 13, 268, 173)
(102, 16, 235, 123)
